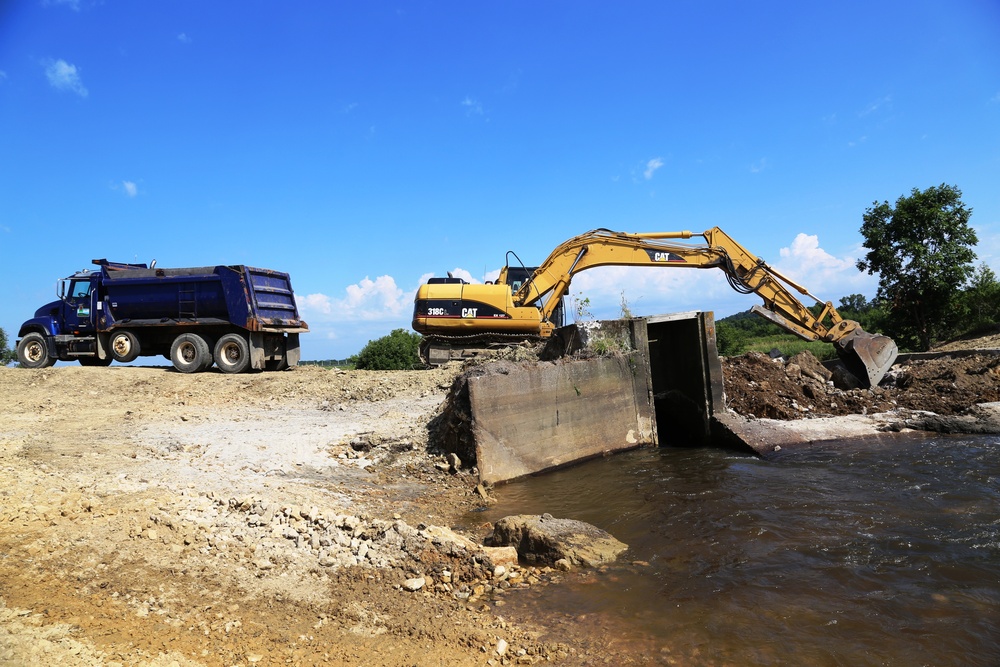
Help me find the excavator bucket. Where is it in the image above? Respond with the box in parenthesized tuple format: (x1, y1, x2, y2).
(834, 328, 899, 388)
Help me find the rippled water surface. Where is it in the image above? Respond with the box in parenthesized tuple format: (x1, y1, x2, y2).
(466, 433, 1000, 665)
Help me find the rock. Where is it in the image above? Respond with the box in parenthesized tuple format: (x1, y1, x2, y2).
(481, 545, 518, 569)
(787, 351, 832, 383)
(496, 639, 508, 656)
(830, 361, 863, 390)
(403, 577, 425, 592)
(486, 514, 628, 567)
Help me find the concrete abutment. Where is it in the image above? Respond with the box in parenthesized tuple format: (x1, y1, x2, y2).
(439, 311, 774, 485)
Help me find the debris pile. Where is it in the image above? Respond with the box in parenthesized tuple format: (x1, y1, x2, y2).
(722, 350, 1000, 420)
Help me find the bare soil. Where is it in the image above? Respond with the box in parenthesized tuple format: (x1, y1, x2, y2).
(722, 349, 1000, 421)
(2, 334, 998, 666)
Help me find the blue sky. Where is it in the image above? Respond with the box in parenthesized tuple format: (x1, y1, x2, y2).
(2, 1, 999, 360)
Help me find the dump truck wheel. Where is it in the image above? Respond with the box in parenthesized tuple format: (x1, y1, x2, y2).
(110, 330, 141, 363)
(214, 334, 250, 374)
(17, 333, 55, 369)
(170, 333, 212, 373)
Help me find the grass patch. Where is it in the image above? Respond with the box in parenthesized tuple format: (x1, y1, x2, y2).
(739, 334, 837, 361)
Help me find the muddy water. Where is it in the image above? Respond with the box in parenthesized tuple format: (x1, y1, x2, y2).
(467, 433, 1000, 665)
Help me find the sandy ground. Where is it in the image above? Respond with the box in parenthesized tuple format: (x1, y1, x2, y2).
(2, 333, 998, 666)
(0, 365, 577, 666)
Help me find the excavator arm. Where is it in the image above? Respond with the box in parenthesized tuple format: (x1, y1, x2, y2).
(412, 226, 898, 387)
(511, 227, 897, 386)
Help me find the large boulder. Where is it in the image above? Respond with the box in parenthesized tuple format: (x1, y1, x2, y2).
(485, 514, 628, 568)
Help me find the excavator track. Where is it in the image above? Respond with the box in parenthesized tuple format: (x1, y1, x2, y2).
(419, 333, 543, 366)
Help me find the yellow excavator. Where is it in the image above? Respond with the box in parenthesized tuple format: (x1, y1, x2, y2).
(411, 227, 898, 387)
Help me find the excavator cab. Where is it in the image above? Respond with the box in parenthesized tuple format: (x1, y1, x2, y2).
(505, 267, 566, 327)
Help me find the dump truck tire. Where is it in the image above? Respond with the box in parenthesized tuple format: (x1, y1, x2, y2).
(110, 330, 141, 363)
(170, 333, 212, 373)
(17, 333, 55, 369)
(214, 334, 250, 374)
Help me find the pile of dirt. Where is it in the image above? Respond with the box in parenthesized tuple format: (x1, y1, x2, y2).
(722, 350, 1000, 421)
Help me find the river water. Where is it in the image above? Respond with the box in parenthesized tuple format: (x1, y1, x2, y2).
(465, 433, 1000, 666)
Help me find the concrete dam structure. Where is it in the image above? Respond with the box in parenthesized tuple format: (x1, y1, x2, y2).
(443, 311, 751, 485)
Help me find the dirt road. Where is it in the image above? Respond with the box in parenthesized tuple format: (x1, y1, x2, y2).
(2, 341, 998, 666)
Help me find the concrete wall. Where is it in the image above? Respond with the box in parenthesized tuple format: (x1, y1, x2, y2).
(461, 311, 746, 484)
(468, 348, 656, 484)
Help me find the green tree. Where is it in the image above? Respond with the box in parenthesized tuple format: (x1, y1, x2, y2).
(957, 263, 1000, 334)
(838, 294, 869, 313)
(715, 320, 747, 356)
(0, 327, 16, 366)
(856, 184, 977, 351)
(353, 329, 422, 370)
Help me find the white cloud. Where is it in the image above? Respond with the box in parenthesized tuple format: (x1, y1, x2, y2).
(973, 223, 1000, 273)
(461, 96, 484, 116)
(749, 157, 768, 173)
(774, 233, 876, 301)
(300, 293, 332, 315)
(447, 268, 478, 283)
(569, 264, 734, 320)
(177, 33, 191, 44)
(777, 233, 852, 273)
(122, 181, 137, 197)
(45, 59, 88, 97)
(643, 157, 664, 180)
(0, 71, 7, 82)
(299, 275, 408, 322)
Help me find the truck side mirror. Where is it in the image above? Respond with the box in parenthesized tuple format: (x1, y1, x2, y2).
(57, 280, 67, 299)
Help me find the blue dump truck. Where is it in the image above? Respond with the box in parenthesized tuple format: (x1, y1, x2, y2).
(16, 259, 308, 373)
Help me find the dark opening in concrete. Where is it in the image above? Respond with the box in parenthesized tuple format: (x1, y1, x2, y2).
(645, 312, 725, 447)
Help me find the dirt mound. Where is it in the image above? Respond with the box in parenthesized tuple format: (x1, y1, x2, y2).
(722, 350, 1000, 420)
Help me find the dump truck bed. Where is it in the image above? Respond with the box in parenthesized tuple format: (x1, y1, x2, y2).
(101, 265, 306, 332)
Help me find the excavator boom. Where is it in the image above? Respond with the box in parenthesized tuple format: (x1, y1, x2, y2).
(412, 227, 898, 387)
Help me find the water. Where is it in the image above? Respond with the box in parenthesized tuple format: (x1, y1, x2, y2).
(465, 433, 1000, 665)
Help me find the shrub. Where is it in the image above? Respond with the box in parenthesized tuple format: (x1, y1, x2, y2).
(353, 329, 422, 370)
(0, 328, 15, 366)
